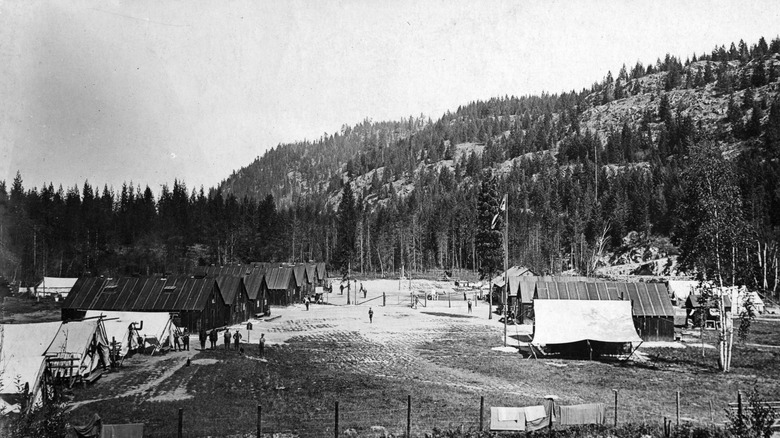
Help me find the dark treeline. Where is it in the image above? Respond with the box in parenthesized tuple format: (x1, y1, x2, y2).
(2, 36, 780, 292)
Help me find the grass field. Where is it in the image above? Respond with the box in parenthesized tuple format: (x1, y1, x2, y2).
(63, 283, 780, 437)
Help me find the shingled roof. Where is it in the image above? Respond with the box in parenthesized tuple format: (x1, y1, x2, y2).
(63, 276, 217, 312)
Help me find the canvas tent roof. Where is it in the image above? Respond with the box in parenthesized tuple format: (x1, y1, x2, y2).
(667, 280, 698, 303)
(85, 311, 175, 357)
(534, 281, 674, 317)
(0, 321, 62, 412)
(37, 277, 78, 295)
(64, 276, 217, 312)
(531, 300, 642, 345)
(46, 319, 110, 378)
(265, 267, 293, 291)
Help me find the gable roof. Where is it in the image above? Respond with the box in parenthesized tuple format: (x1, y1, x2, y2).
(508, 277, 537, 304)
(534, 281, 674, 317)
(491, 266, 534, 287)
(63, 276, 218, 312)
(243, 271, 266, 300)
(265, 267, 294, 290)
(292, 264, 307, 287)
(305, 264, 316, 283)
(215, 275, 244, 305)
(315, 263, 327, 281)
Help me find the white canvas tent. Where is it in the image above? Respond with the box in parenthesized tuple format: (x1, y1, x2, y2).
(45, 319, 110, 380)
(0, 322, 62, 413)
(36, 277, 79, 298)
(666, 280, 698, 305)
(724, 287, 765, 315)
(85, 311, 177, 357)
(531, 300, 642, 345)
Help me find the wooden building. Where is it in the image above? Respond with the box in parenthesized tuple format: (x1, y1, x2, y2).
(243, 270, 268, 317)
(62, 276, 229, 332)
(264, 267, 296, 305)
(215, 275, 250, 325)
(533, 281, 675, 341)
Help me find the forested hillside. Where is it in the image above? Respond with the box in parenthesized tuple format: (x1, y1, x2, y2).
(2, 36, 779, 291)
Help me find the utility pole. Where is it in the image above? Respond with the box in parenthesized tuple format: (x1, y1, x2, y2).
(503, 195, 508, 348)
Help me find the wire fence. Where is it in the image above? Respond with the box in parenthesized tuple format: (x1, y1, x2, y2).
(138, 391, 759, 438)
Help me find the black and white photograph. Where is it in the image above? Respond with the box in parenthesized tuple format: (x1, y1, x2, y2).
(1, 1, 780, 436)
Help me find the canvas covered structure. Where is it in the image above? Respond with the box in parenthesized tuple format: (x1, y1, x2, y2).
(62, 276, 227, 332)
(0, 322, 62, 413)
(45, 319, 110, 380)
(84, 311, 177, 357)
(531, 299, 642, 357)
(533, 281, 675, 341)
(666, 280, 698, 305)
(36, 277, 78, 298)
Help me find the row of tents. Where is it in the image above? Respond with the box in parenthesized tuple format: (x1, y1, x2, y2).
(1, 312, 180, 414)
(61, 262, 328, 333)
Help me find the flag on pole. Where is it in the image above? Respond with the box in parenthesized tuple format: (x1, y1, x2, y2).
(491, 194, 507, 229)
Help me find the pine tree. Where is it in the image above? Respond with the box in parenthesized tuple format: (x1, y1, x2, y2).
(475, 171, 503, 280)
(335, 180, 357, 276)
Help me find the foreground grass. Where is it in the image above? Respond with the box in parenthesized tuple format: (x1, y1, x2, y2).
(68, 318, 780, 437)
(70, 340, 513, 437)
(417, 324, 780, 426)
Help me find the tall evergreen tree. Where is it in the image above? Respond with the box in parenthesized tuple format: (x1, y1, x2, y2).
(475, 171, 503, 279)
(335, 180, 357, 276)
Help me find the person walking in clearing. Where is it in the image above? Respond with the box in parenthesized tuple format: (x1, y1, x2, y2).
(259, 333, 265, 357)
(368, 307, 374, 323)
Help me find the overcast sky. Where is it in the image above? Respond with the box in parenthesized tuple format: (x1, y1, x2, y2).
(1, 0, 778, 193)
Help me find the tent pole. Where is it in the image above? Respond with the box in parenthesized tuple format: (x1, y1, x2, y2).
(623, 341, 643, 362)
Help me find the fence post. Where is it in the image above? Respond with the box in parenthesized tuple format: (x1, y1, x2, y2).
(737, 391, 743, 423)
(257, 405, 262, 438)
(448, 292, 451, 308)
(676, 391, 680, 428)
(479, 396, 484, 431)
(407, 395, 411, 438)
(178, 408, 183, 438)
(613, 389, 618, 426)
(383, 292, 386, 307)
(335, 401, 339, 438)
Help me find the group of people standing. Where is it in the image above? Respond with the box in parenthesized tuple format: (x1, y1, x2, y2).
(196, 327, 266, 356)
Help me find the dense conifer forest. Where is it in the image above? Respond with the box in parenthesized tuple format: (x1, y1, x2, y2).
(2, 36, 779, 293)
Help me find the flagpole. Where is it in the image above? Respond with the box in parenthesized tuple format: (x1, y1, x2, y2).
(503, 194, 508, 348)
